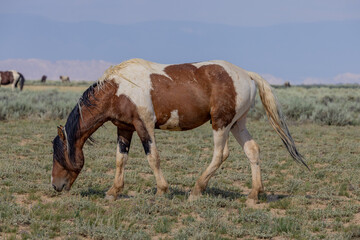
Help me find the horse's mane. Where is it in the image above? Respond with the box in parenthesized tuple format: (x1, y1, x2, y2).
(53, 82, 98, 169)
(97, 58, 151, 87)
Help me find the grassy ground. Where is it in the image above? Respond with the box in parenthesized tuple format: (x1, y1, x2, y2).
(1, 84, 360, 239)
(1, 117, 360, 239)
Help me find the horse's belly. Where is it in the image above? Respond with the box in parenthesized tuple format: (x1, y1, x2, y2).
(152, 91, 211, 131)
(1, 78, 10, 85)
(155, 109, 210, 131)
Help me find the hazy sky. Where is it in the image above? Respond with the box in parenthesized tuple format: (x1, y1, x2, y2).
(3, 0, 360, 26)
(1, 0, 360, 84)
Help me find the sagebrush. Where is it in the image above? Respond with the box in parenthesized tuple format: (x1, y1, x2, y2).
(1, 84, 359, 126)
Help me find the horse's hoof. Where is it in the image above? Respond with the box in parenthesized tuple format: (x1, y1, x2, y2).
(188, 194, 201, 202)
(156, 189, 167, 196)
(247, 190, 260, 201)
(105, 194, 117, 201)
(246, 198, 259, 206)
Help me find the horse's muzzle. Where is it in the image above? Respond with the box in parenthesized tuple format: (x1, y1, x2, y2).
(52, 183, 66, 192)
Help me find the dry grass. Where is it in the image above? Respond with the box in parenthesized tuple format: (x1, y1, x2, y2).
(0, 84, 360, 239)
(1, 118, 359, 239)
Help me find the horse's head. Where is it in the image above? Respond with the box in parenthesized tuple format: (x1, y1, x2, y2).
(51, 125, 83, 192)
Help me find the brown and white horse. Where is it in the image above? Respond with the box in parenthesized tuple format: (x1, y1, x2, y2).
(51, 58, 308, 201)
(60, 75, 70, 82)
(0, 70, 25, 90)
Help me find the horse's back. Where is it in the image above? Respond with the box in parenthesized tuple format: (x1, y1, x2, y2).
(100, 59, 256, 131)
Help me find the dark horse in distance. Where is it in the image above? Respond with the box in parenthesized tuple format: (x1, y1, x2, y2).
(51, 58, 309, 201)
(0, 70, 25, 90)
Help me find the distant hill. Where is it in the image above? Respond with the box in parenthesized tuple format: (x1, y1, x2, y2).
(0, 59, 114, 81)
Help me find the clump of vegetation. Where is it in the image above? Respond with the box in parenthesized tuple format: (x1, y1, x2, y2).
(249, 86, 360, 126)
(0, 84, 359, 126)
(25, 80, 91, 86)
(0, 89, 80, 120)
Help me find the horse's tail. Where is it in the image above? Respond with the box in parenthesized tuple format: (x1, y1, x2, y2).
(248, 71, 309, 170)
(15, 72, 25, 91)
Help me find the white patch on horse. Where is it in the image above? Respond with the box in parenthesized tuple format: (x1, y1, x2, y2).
(10, 70, 19, 89)
(159, 110, 181, 131)
(98, 59, 172, 125)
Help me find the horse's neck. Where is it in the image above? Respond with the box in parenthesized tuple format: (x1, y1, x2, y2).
(77, 115, 108, 149)
(73, 82, 115, 150)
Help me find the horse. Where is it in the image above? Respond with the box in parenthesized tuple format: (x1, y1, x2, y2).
(51, 58, 309, 201)
(60, 75, 70, 82)
(284, 81, 291, 87)
(0, 70, 25, 91)
(41, 75, 47, 83)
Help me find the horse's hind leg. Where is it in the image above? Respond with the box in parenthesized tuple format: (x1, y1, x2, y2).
(223, 138, 230, 162)
(190, 127, 230, 201)
(231, 119, 264, 200)
(105, 129, 133, 200)
(134, 119, 169, 195)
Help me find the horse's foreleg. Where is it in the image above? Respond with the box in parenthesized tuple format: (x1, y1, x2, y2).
(105, 129, 133, 200)
(134, 120, 169, 195)
(146, 139, 169, 195)
(190, 128, 230, 201)
(231, 119, 264, 200)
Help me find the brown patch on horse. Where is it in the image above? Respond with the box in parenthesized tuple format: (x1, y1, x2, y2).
(150, 63, 236, 131)
(197, 64, 237, 130)
(0, 71, 14, 85)
(150, 63, 211, 130)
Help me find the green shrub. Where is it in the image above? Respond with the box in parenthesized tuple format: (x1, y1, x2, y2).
(0, 89, 80, 120)
(249, 86, 360, 126)
(154, 217, 173, 233)
(1, 85, 359, 126)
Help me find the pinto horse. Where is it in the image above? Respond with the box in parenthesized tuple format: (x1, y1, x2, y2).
(60, 75, 70, 82)
(0, 70, 25, 90)
(51, 58, 308, 201)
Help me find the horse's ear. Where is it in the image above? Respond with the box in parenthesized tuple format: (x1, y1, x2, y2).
(57, 125, 66, 141)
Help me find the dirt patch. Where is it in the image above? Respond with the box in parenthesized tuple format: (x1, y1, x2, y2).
(245, 199, 267, 209)
(106, 168, 114, 176)
(313, 163, 329, 168)
(270, 208, 287, 217)
(19, 139, 32, 146)
(12, 193, 56, 209)
(139, 172, 154, 180)
(13, 193, 30, 208)
(40, 194, 56, 204)
(233, 180, 250, 194)
(344, 212, 360, 227)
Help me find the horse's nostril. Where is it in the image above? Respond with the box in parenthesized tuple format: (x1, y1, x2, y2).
(52, 184, 57, 191)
